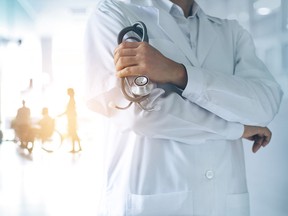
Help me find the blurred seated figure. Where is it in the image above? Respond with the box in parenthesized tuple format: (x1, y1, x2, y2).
(37, 107, 55, 142)
(0, 126, 3, 144)
(11, 103, 57, 153)
(11, 100, 32, 146)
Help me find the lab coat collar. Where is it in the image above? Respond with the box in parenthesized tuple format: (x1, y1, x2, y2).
(125, 0, 218, 67)
(157, 3, 217, 67)
(157, 8, 200, 67)
(163, 1, 200, 18)
(197, 9, 218, 66)
(127, 0, 154, 6)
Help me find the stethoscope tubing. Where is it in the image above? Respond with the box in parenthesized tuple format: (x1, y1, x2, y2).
(118, 21, 151, 105)
(117, 21, 149, 44)
(113, 21, 156, 112)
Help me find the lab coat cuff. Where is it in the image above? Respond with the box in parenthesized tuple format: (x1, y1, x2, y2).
(226, 123, 244, 140)
(182, 66, 204, 101)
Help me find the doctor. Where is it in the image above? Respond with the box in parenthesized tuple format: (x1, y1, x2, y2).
(85, 0, 283, 215)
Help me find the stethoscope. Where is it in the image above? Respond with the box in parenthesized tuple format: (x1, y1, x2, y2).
(110, 21, 156, 111)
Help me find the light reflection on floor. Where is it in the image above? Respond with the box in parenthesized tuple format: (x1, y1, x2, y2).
(0, 138, 104, 216)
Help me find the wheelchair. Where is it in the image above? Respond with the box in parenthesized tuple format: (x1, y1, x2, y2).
(13, 123, 63, 153)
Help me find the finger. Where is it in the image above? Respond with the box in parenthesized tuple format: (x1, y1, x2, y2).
(246, 137, 255, 142)
(115, 47, 138, 57)
(262, 134, 271, 147)
(115, 56, 138, 71)
(252, 136, 264, 153)
(120, 41, 141, 48)
(114, 49, 138, 65)
(263, 130, 272, 147)
(116, 65, 142, 78)
(114, 42, 140, 55)
(252, 142, 262, 153)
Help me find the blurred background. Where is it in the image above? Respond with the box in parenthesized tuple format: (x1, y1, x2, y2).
(0, 0, 287, 216)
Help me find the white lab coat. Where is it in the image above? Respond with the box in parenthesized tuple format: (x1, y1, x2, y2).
(84, 0, 283, 215)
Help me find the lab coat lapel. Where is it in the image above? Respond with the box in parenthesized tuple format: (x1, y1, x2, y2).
(197, 10, 217, 66)
(157, 9, 200, 67)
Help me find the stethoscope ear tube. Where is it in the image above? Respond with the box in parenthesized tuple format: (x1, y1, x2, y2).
(117, 21, 149, 44)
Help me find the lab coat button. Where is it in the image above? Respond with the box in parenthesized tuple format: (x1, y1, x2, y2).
(205, 170, 214, 180)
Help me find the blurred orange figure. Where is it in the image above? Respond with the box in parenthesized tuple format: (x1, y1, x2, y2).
(11, 100, 33, 147)
(59, 88, 81, 152)
(38, 107, 55, 142)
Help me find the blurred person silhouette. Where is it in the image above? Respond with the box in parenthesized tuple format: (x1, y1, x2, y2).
(59, 88, 81, 153)
(0, 121, 3, 144)
(0, 130, 2, 144)
(37, 107, 55, 143)
(11, 100, 32, 147)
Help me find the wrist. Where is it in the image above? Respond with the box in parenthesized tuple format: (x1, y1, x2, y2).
(242, 125, 250, 138)
(172, 63, 187, 89)
(242, 125, 258, 138)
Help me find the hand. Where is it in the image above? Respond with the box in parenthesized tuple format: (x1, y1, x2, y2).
(114, 42, 187, 88)
(242, 125, 272, 153)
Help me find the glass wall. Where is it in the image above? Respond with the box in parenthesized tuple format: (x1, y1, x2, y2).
(0, 0, 97, 140)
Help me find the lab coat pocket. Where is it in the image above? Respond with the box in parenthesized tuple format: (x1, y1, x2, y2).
(127, 191, 193, 216)
(226, 192, 250, 216)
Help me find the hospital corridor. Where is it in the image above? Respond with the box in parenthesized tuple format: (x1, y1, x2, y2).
(0, 0, 288, 215)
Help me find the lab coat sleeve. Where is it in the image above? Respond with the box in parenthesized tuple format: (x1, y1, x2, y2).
(182, 21, 283, 126)
(84, 2, 244, 145)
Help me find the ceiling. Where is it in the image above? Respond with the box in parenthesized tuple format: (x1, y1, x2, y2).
(18, 0, 97, 20)
(0, 0, 99, 36)
(1, 0, 282, 37)
(16, 0, 242, 34)
(21, 0, 99, 34)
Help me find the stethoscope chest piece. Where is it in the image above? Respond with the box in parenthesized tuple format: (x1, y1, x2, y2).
(134, 76, 148, 86)
(131, 76, 154, 96)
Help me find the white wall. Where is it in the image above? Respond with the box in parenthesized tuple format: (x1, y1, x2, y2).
(199, 1, 288, 215)
(244, 98, 288, 216)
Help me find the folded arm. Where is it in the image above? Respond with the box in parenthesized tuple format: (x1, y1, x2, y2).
(85, 5, 245, 145)
(182, 22, 283, 126)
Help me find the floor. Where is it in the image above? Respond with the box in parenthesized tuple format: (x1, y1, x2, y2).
(0, 131, 104, 216)
(1, 99, 288, 216)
